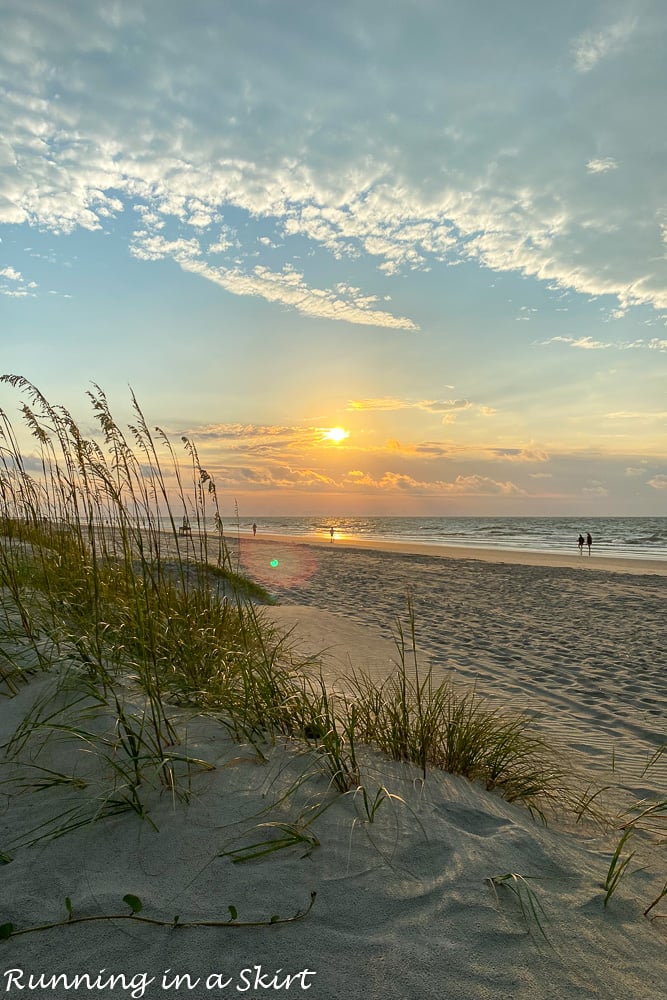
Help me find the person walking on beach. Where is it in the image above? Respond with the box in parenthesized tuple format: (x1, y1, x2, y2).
(578, 533, 584, 555)
(252, 522, 257, 537)
(586, 532, 592, 556)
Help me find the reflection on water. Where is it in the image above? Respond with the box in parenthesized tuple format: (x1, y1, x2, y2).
(170, 515, 667, 560)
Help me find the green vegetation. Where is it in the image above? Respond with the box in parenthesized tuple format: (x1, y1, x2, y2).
(605, 745, 667, 918)
(1, 375, 622, 938)
(0, 890, 317, 941)
(486, 872, 551, 944)
(347, 601, 573, 819)
(0, 375, 288, 840)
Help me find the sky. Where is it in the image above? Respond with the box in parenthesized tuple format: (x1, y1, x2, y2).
(1, 0, 666, 517)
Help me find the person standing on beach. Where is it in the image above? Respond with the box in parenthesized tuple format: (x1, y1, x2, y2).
(578, 534, 584, 555)
(586, 532, 592, 556)
(252, 522, 257, 536)
(330, 527, 334, 542)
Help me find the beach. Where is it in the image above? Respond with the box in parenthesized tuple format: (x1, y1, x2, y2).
(237, 535, 667, 796)
(2, 534, 667, 999)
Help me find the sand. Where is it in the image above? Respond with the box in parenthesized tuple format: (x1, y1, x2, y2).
(237, 536, 667, 792)
(2, 536, 667, 999)
(234, 530, 667, 576)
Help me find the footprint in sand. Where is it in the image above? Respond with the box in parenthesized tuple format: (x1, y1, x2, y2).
(435, 805, 512, 838)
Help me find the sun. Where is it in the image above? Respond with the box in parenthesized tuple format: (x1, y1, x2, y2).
(322, 426, 349, 443)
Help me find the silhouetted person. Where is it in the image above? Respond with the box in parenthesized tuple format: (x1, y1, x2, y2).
(578, 534, 584, 555)
(330, 527, 334, 542)
(586, 532, 592, 556)
(252, 522, 257, 536)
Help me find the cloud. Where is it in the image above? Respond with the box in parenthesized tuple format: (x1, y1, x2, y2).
(1, 0, 667, 323)
(647, 474, 667, 489)
(384, 439, 451, 459)
(176, 421, 336, 459)
(542, 334, 667, 352)
(187, 260, 418, 330)
(539, 335, 612, 350)
(453, 475, 524, 496)
(428, 399, 471, 412)
(347, 396, 485, 420)
(184, 423, 299, 442)
(582, 482, 609, 497)
(0, 265, 37, 297)
(130, 234, 202, 265)
(605, 410, 667, 422)
(1, 266, 23, 280)
(130, 228, 417, 328)
(224, 465, 337, 490)
(490, 446, 550, 463)
(347, 397, 411, 411)
(586, 158, 619, 174)
(342, 469, 524, 496)
(572, 17, 637, 73)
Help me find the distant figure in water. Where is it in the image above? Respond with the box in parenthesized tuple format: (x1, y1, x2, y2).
(578, 533, 584, 555)
(330, 527, 334, 542)
(252, 522, 257, 537)
(586, 532, 592, 556)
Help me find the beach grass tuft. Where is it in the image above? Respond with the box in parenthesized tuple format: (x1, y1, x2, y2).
(0, 376, 285, 838)
(486, 872, 551, 943)
(345, 599, 576, 818)
(2, 376, 597, 861)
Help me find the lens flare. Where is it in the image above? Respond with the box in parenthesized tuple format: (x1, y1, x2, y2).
(238, 540, 318, 588)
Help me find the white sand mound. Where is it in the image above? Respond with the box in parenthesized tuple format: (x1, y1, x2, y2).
(2, 649, 666, 1000)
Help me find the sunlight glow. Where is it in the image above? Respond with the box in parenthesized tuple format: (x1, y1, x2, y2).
(322, 426, 349, 443)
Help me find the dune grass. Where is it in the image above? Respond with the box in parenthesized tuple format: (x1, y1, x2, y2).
(605, 745, 667, 918)
(345, 601, 573, 818)
(0, 375, 287, 836)
(1, 376, 589, 858)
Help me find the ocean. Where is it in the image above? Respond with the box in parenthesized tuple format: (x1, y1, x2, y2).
(220, 515, 667, 561)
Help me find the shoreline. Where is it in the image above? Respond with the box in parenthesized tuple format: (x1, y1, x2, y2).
(234, 528, 667, 807)
(3, 528, 667, 994)
(231, 530, 667, 576)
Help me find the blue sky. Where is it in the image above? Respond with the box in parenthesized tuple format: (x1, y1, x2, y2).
(1, 0, 666, 515)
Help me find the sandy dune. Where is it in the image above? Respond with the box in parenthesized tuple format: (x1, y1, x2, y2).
(2, 536, 666, 999)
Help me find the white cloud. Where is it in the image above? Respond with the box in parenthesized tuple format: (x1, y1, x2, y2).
(540, 335, 612, 350)
(1, 0, 666, 323)
(0, 266, 23, 280)
(130, 233, 202, 264)
(587, 158, 619, 174)
(540, 334, 667, 353)
(183, 259, 418, 330)
(572, 17, 637, 73)
(0, 264, 37, 297)
(647, 474, 667, 489)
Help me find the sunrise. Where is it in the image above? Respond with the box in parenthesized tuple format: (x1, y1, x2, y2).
(1, 4, 666, 997)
